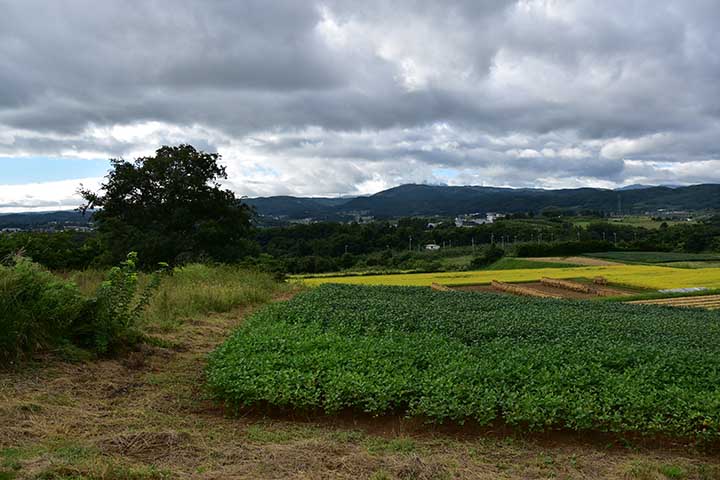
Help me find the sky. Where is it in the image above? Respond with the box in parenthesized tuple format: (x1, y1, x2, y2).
(1, 0, 719, 212)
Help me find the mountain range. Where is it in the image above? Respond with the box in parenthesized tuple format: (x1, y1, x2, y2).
(3, 183, 718, 229)
(245, 183, 720, 219)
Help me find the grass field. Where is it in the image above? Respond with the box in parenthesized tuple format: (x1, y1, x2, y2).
(302, 264, 720, 290)
(586, 251, 720, 264)
(209, 284, 720, 440)
(570, 216, 695, 229)
(484, 257, 581, 270)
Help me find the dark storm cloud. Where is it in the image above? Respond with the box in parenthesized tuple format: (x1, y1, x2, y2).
(1, 0, 720, 203)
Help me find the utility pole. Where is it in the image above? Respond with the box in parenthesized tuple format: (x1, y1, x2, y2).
(344, 244, 348, 254)
(491, 233, 495, 244)
(409, 235, 412, 251)
(472, 237, 475, 252)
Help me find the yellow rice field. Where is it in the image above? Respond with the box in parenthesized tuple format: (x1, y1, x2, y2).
(300, 265, 720, 290)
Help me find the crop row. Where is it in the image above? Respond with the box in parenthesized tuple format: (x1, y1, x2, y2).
(207, 284, 720, 439)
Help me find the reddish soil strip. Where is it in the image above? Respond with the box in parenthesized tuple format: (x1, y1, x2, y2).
(455, 281, 634, 300)
(541, 277, 595, 294)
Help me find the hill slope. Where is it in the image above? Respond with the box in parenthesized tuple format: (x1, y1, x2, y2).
(248, 183, 720, 219)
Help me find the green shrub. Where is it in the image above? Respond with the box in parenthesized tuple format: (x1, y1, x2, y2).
(0, 253, 166, 363)
(73, 252, 166, 355)
(0, 256, 90, 364)
(469, 245, 505, 269)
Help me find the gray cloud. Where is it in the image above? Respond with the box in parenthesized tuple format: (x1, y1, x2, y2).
(1, 0, 720, 207)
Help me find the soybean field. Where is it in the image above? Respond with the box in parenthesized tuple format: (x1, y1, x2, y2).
(208, 284, 720, 441)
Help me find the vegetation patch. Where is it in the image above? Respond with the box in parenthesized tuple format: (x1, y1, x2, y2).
(301, 264, 720, 290)
(586, 251, 720, 264)
(208, 284, 720, 440)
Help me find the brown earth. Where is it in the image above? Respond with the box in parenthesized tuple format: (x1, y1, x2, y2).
(2, 293, 720, 479)
(456, 281, 633, 300)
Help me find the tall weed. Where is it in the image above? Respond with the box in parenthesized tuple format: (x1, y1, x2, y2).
(0, 256, 89, 363)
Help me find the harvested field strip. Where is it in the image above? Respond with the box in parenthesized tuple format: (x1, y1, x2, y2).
(628, 294, 720, 310)
(539, 277, 630, 297)
(541, 277, 595, 293)
(491, 280, 560, 298)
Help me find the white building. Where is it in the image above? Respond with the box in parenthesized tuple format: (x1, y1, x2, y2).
(455, 212, 505, 227)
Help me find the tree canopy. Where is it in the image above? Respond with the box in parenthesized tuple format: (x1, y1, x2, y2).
(80, 145, 253, 266)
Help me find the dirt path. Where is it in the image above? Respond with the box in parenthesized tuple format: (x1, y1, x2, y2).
(2, 294, 719, 479)
(522, 256, 624, 266)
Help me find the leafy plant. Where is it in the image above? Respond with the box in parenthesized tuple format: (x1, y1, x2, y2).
(77, 252, 167, 354)
(0, 256, 90, 364)
(208, 284, 720, 440)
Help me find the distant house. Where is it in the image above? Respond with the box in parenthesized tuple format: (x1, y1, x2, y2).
(425, 243, 441, 251)
(455, 212, 505, 227)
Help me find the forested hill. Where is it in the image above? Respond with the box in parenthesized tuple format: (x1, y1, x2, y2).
(5, 183, 719, 227)
(248, 183, 720, 219)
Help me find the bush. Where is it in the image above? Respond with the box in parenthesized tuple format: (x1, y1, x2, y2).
(469, 245, 505, 269)
(73, 252, 166, 355)
(0, 256, 91, 363)
(0, 253, 165, 364)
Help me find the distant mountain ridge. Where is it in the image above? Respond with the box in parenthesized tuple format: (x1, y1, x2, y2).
(247, 183, 720, 219)
(4, 183, 718, 228)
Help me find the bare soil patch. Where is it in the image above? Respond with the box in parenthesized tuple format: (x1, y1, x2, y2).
(456, 281, 633, 300)
(2, 291, 719, 479)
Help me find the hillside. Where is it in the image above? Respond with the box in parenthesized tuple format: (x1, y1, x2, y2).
(0, 210, 92, 229)
(248, 183, 720, 219)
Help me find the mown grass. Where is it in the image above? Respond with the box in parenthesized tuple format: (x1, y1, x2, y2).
(3, 275, 720, 478)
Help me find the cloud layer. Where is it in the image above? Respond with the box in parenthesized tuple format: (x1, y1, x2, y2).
(1, 0, 719, 210)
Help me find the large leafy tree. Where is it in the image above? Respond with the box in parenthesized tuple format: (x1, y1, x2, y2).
(80, 145, 254, 266)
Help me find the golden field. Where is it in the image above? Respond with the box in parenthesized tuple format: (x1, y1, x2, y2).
(300, 265, 720, 290)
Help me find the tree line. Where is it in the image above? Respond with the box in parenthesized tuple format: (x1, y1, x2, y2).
(2, 145, 719, 273)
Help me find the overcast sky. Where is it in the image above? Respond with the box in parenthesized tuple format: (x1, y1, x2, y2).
(1, 0, 719, 212)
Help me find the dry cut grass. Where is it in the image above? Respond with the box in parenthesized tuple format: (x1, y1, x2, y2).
(2, 286, 720, 478)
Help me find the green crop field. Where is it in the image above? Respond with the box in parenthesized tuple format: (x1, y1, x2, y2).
(586, 251, 720, 264)
(208, 284, 720, 440)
